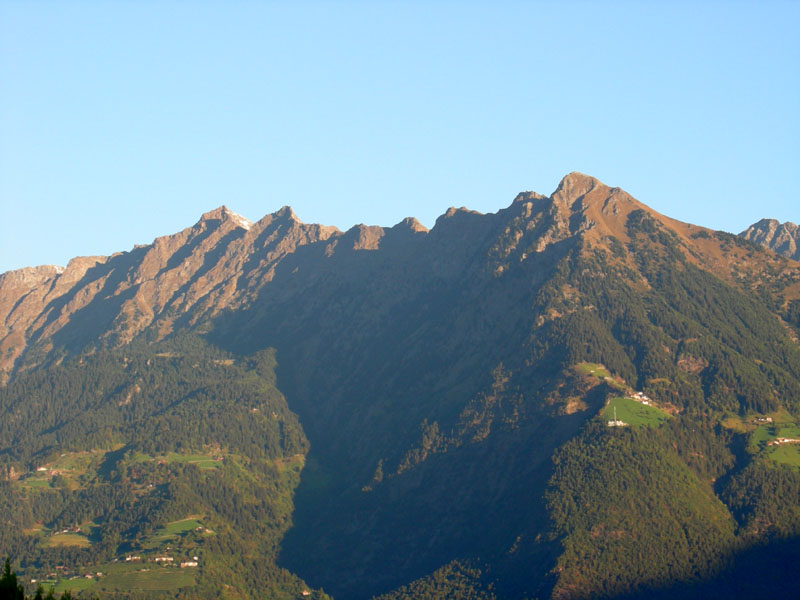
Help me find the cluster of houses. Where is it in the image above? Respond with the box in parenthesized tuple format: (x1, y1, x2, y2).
(125, 554, 199, 568)
(629, 391, 652, 405)
(753, 416, 774, 424)
(767, 437, 800, 446)
(53, 525, 83, 535)
(606, 389, 658, 428)
(35, 465, 68, 477)
(604, 387, 665, 427)
(30, 572, 103, 584)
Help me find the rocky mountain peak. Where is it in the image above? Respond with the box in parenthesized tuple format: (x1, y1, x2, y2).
(433, 207, 484, 230)
(740, 218, 800, 261)
(512, 190, 547, 204)
(3, 174, 796, 380)
(540, 172, 650, 245)
(199, 206, 252, 230)
(752, 218, 780, 230)
(273, 205, 299, 221)
(395, 216, 428, 233)
(551, 171, 603, 205)
(200, 205, 230, 221)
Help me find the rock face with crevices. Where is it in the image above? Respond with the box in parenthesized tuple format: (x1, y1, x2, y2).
(0, 205, 340, 376)
(2, 173, 798, 383)
(740, 218, 800, 261)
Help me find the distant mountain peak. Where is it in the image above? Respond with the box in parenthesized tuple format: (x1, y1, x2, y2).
(552, 171, 603, 204)
(273, 205, 299, 222)
(740, 218, 800, 261)
(200, 206, 252, 230)
(753, 218, 780, 228)
(199, 205, 230, 221)
(396, 217, 428, 233)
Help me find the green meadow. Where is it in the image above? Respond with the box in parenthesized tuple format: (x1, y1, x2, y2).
(602, 397, 670, 427)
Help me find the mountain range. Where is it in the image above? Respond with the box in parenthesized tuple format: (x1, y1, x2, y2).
(1, 172, 799, 599)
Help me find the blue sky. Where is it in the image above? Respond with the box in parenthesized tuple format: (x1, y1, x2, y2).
(1, 1, 798, 273)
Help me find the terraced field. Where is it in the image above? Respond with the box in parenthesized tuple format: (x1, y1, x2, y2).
(53, 563, 196, 594)
(96, 568, 195, 592)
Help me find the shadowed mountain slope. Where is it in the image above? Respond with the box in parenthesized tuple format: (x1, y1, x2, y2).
(1, 173, 800, 599)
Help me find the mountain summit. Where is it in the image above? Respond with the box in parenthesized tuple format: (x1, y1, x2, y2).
(740, 218, 800, 261)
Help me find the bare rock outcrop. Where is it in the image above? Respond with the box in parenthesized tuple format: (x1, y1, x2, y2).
(3, 174, 799, 382)
(740, 218, 800, 261)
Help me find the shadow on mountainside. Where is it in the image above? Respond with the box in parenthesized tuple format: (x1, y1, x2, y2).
(613, 535, 800, 600)
(205, 203, 583, 598)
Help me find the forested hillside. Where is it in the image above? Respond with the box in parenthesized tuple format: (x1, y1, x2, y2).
(1, 173, 799, 598)
(0, 334, 326, 599)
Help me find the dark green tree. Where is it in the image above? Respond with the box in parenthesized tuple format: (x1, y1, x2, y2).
(0, 559, 24, 600)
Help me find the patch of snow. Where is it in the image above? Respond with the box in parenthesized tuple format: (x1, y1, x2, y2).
(228, 210, 252, 230)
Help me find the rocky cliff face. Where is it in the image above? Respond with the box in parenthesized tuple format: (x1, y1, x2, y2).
(0, 205, 340, 377)
(2, 174, 798, 383)
(740, 218, 800, 261)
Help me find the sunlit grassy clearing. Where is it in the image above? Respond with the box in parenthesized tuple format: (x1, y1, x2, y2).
(602, 397, 670, 427)
(766, 444, 800, 467)
(163, 517, 203, 535)
(95, 569, 195, 591)
(54, 577, 97, 593)
(43, 533, 90, 548)
(576, 362, 628, 392)
(131, 451, 220, 469)
(20, 478, 51, 489)
(577, 362, 611, 378)
(749, 424, 775, 453)
(721, 409, 796, 434)
(776, 423, 800, 438)
(146, 516, 206, 547)
(748, 421, 800, 467)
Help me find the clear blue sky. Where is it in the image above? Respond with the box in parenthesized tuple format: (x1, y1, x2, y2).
(1, 1, 798, 273)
